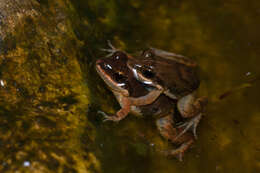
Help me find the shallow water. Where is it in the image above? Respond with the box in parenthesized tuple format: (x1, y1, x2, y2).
(72, 0, 260, 172)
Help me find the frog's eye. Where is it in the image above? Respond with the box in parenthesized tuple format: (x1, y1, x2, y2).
(141, 69, 155, 79)
(142, 49, 154, 58)
(113, 51, 127, 60)
(114, 72, 127, 83)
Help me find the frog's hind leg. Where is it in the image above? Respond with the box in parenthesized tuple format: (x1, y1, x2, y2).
(156, 115, 194, 161)
(177, 93, 208, 139)
(151, 47, 187, 58)
(150, 47, 197, 67)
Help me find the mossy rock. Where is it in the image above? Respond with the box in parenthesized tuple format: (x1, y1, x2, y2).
(0, 0, 100, 172)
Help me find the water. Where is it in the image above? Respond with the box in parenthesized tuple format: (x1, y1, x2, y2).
(75, 1, 260, 172)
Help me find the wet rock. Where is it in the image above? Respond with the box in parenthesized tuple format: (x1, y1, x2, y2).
(0, 0, 100, 172)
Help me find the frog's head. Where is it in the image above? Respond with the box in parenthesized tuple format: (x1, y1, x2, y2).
(96, 51, 131, 96)
(127, 49, 162, 90)
(127, 48, 200, 98)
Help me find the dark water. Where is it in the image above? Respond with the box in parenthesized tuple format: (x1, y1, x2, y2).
(72, 0, 260, 172)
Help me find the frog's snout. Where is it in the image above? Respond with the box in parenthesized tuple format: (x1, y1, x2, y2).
(96, 59, 102, 65)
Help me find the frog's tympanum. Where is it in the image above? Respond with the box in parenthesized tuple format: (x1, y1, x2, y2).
(96, 44, 207, 161)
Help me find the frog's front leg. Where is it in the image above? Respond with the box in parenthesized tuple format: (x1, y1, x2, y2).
(100, 90, 162, 122)
(156, 115, 194, 161)
(99, 97, 131, 122)
(176, 93, 208, 139)
(129, 89, 163, 106)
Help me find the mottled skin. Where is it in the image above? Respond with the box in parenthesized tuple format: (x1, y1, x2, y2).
(128, 48, 200, 99)
(96, 50, 199, 160)
(127, 48, 208, 139)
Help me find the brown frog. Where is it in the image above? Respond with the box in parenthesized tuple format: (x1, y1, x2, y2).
(127, 48, 208, 139)
(96, 46, 204, 160)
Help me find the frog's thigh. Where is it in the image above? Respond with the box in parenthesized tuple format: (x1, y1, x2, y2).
(177, 92, 207, 118)
(156, 115, 193, 144)
(156, 115, 194, 161)
(156, 115, 177, 141)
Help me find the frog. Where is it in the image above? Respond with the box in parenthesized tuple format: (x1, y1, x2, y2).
(96, 45, 201, 161)
(127, 47, 208, 139)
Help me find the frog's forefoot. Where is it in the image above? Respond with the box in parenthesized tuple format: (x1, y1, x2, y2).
(97, 111, 121, 122)
(176, 113, 202, 139)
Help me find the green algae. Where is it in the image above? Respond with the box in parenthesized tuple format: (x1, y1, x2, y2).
(0, 0, 100, 172)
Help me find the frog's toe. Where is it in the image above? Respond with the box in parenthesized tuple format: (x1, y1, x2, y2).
(176, 153, 184, 162)
(100, 49, 116, 57)
(162, 139, 193, 161)
(103, 115, 120, 122)
(100, 48, 115, 53)
(161, 148, 189, 162)
(97, 111, 118, 122)
(102, 115, 114, 122)
(176, 113, 202, 139)
(100, 40, 118, 57)
(97, 110, 107, 116)
(103, 116, 114, 122)
(161, 150, 184, 161)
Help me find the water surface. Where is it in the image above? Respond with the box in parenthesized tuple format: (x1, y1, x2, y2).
(73, 1, 260, 173)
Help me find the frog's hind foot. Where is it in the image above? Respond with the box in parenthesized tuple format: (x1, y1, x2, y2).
(162, 139, 193, 161)
(176, 113, 202, 140)
(161, 150, 184, 162)
(156, 115, 194, 161)
(100, 40, 119, 57)
(177, 95, 208, 139)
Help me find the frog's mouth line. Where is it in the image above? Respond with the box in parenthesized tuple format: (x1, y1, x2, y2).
(96, 62, 129, 97)
(126, 62, 153, 85)
(127, 62, 163, 91)
(132, 68, 153, 85)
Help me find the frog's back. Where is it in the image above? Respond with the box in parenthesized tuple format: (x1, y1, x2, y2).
(151, 56, 200, 98)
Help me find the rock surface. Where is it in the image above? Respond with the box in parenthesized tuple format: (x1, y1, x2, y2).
(0, 0, 100, 172)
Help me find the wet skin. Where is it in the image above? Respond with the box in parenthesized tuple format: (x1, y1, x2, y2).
(127, 48, 208, 139)
(96, 49, 205, 160)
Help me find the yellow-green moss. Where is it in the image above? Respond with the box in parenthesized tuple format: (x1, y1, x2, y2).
(0, 0, 100, 172)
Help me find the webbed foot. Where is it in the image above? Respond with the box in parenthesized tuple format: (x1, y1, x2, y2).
(161, 139, 193, 161)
